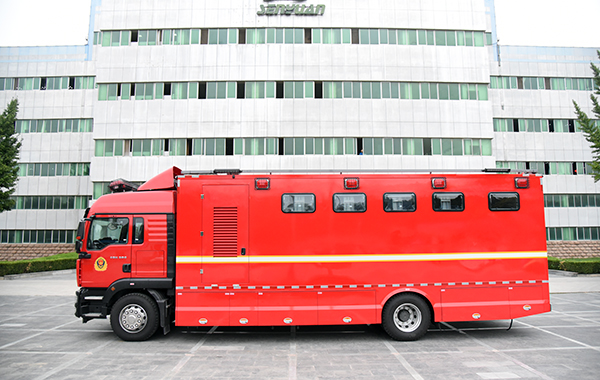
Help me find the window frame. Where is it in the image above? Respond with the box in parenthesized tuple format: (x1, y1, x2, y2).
(432, 192, 465, 212)
(281, 193, 317, 214)
(332, 193, 367, 213)
(383, 192, 417, 212)
(488, 192, 520, 211)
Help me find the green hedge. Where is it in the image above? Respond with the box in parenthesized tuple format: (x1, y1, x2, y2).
(548, 256, 600, 274)
(0, 252, 77, 277)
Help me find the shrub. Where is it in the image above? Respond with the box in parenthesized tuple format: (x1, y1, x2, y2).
(548, 256, 600, 274)
(0, 252, 77, 276)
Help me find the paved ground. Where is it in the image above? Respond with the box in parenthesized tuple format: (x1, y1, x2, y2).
(0, 271, 599, 380)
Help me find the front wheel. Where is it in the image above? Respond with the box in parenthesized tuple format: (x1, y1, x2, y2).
(110, 293, 159, 341)
(382, 294, 431, 341)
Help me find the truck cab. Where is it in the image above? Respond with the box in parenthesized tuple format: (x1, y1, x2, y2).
(74, 168, 179, 340)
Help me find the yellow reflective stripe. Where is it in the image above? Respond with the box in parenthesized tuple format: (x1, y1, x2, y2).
(176, 251, 548, 264)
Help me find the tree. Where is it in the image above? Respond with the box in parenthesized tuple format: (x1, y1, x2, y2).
(0, 99, 21, 212)
(573, 50, 600, 182)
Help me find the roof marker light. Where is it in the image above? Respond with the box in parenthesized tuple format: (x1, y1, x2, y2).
(431, 178, 446, 189)
(344, 178, 359, 189)
(515, 177, 529, 189)
(255, 178, 270, 190)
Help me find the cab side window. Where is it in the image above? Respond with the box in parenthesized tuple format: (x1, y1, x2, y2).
(87, 217, 129, 250)
(133, 217, 144, 244)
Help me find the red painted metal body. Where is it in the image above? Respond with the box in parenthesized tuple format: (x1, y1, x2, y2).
(77, 168, 550, 330)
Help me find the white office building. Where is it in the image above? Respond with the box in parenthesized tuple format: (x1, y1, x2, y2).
(0, 0, 598, 257)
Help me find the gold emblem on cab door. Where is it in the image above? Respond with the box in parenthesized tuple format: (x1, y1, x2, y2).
(94, 257, 107, 271)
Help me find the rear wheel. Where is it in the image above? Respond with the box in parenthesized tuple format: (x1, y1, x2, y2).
(382, 294, 431, 341)
(110, 293, 158, 341)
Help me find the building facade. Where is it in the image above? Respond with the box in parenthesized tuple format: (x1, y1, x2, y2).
(0, 0, 598, 258)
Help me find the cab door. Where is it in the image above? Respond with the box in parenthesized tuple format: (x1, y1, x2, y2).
(80, 216, 132, 288)
(201, 185, 249, 284)
(131, 215, 168, 278)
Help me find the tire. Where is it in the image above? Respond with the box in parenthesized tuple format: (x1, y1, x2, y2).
(382, 293, 431, 341)
(110, 293, 159, 341)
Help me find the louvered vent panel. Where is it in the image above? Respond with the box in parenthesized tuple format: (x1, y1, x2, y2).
(213, 207, 238, 257)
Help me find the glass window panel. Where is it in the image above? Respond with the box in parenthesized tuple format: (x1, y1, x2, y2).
(465, 31, 473, 46)
(345, 138, 356, 154)
(295, 81, 304, 98)
(294, 28, 303, 43)
(312, 28, 321, 43)
(266, 82, 275, 98)
(353, 82, 361, 98)
(435, 30, 446, 46)
(305, 138, 314, 154)
(481, 140, 492, 156)
(371, 82, 381, 99)
(452, 139, 463, 155)
(104, 140, 114, 156)
(426, 30, 434, 45)
(384, 193, 416, 212)
(152, 139, 164, 155)
(439, 84, 449, 100)
(191, 29, 200, 44)
(464, 139, 472, 155)
(433, 192, 465, 211)
(442, 139, 452, 155)
(418, 30, 426, 45)
(489, 192, 520, 211)
(276, 28, 284, 43)
(333, 193, 367, 213)
(114, 140, 123, 156)
(390, 82, 399, 98)
(207, 82, 216, 99)
(370, 29, 379, 44)
(267, 138, 277, 154)
(359, 29, 368, 44)
(449, 84, 459, 100)
(228, 28, 237, 43)
(332, 29, 342, 44)
(284, 82, 294, 98)
(294, 138, 304, 155)
(256, 28, 266, 44)
(282, 194, 316, 213)
(373, 138, 383, 155)
(314, 138, 323, 154)
(343, 82, 352, 98)
(284, 138, 294, 155)
(478, 85, 488, 100)
(382, 82, 391, 98)
(267, 28, 276, 43)
(132, 140, 142, 156)
(219, 29, 228, 44)
(446, 31, 456, 46)
(379, 29, 388, 44)
(147, 30, 157, 45)
(217, 82, 226, 99)
(398, 30, 407, 45)
(209, 29, 219, 44)
(408, 30, 417, 45)
(474, 32, 484, 47)
(461, 84, 469, 99)
(285, 28, 294, 44)
(361, 82, 371, 99)
(144, 82, 154, 99)
(342, 28, 351, 43)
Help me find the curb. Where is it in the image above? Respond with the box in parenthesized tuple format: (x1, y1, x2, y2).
(1, 269, 76, 281)
(548, 269, 578, 277)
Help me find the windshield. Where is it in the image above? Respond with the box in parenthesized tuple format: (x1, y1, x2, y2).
(87, 217, 129, 250)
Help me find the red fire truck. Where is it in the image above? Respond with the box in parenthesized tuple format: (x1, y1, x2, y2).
(75, 167, 550, 341)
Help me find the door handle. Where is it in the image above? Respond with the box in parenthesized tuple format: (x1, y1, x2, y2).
(241, 248, 246, 256)
(122, 264, 131, 273)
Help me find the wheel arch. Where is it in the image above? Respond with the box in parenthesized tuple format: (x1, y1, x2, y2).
(381, 289, 436, 324)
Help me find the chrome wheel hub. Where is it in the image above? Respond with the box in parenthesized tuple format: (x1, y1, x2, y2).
(119, 304, 147, 333)
(393, 303, 422, 333)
